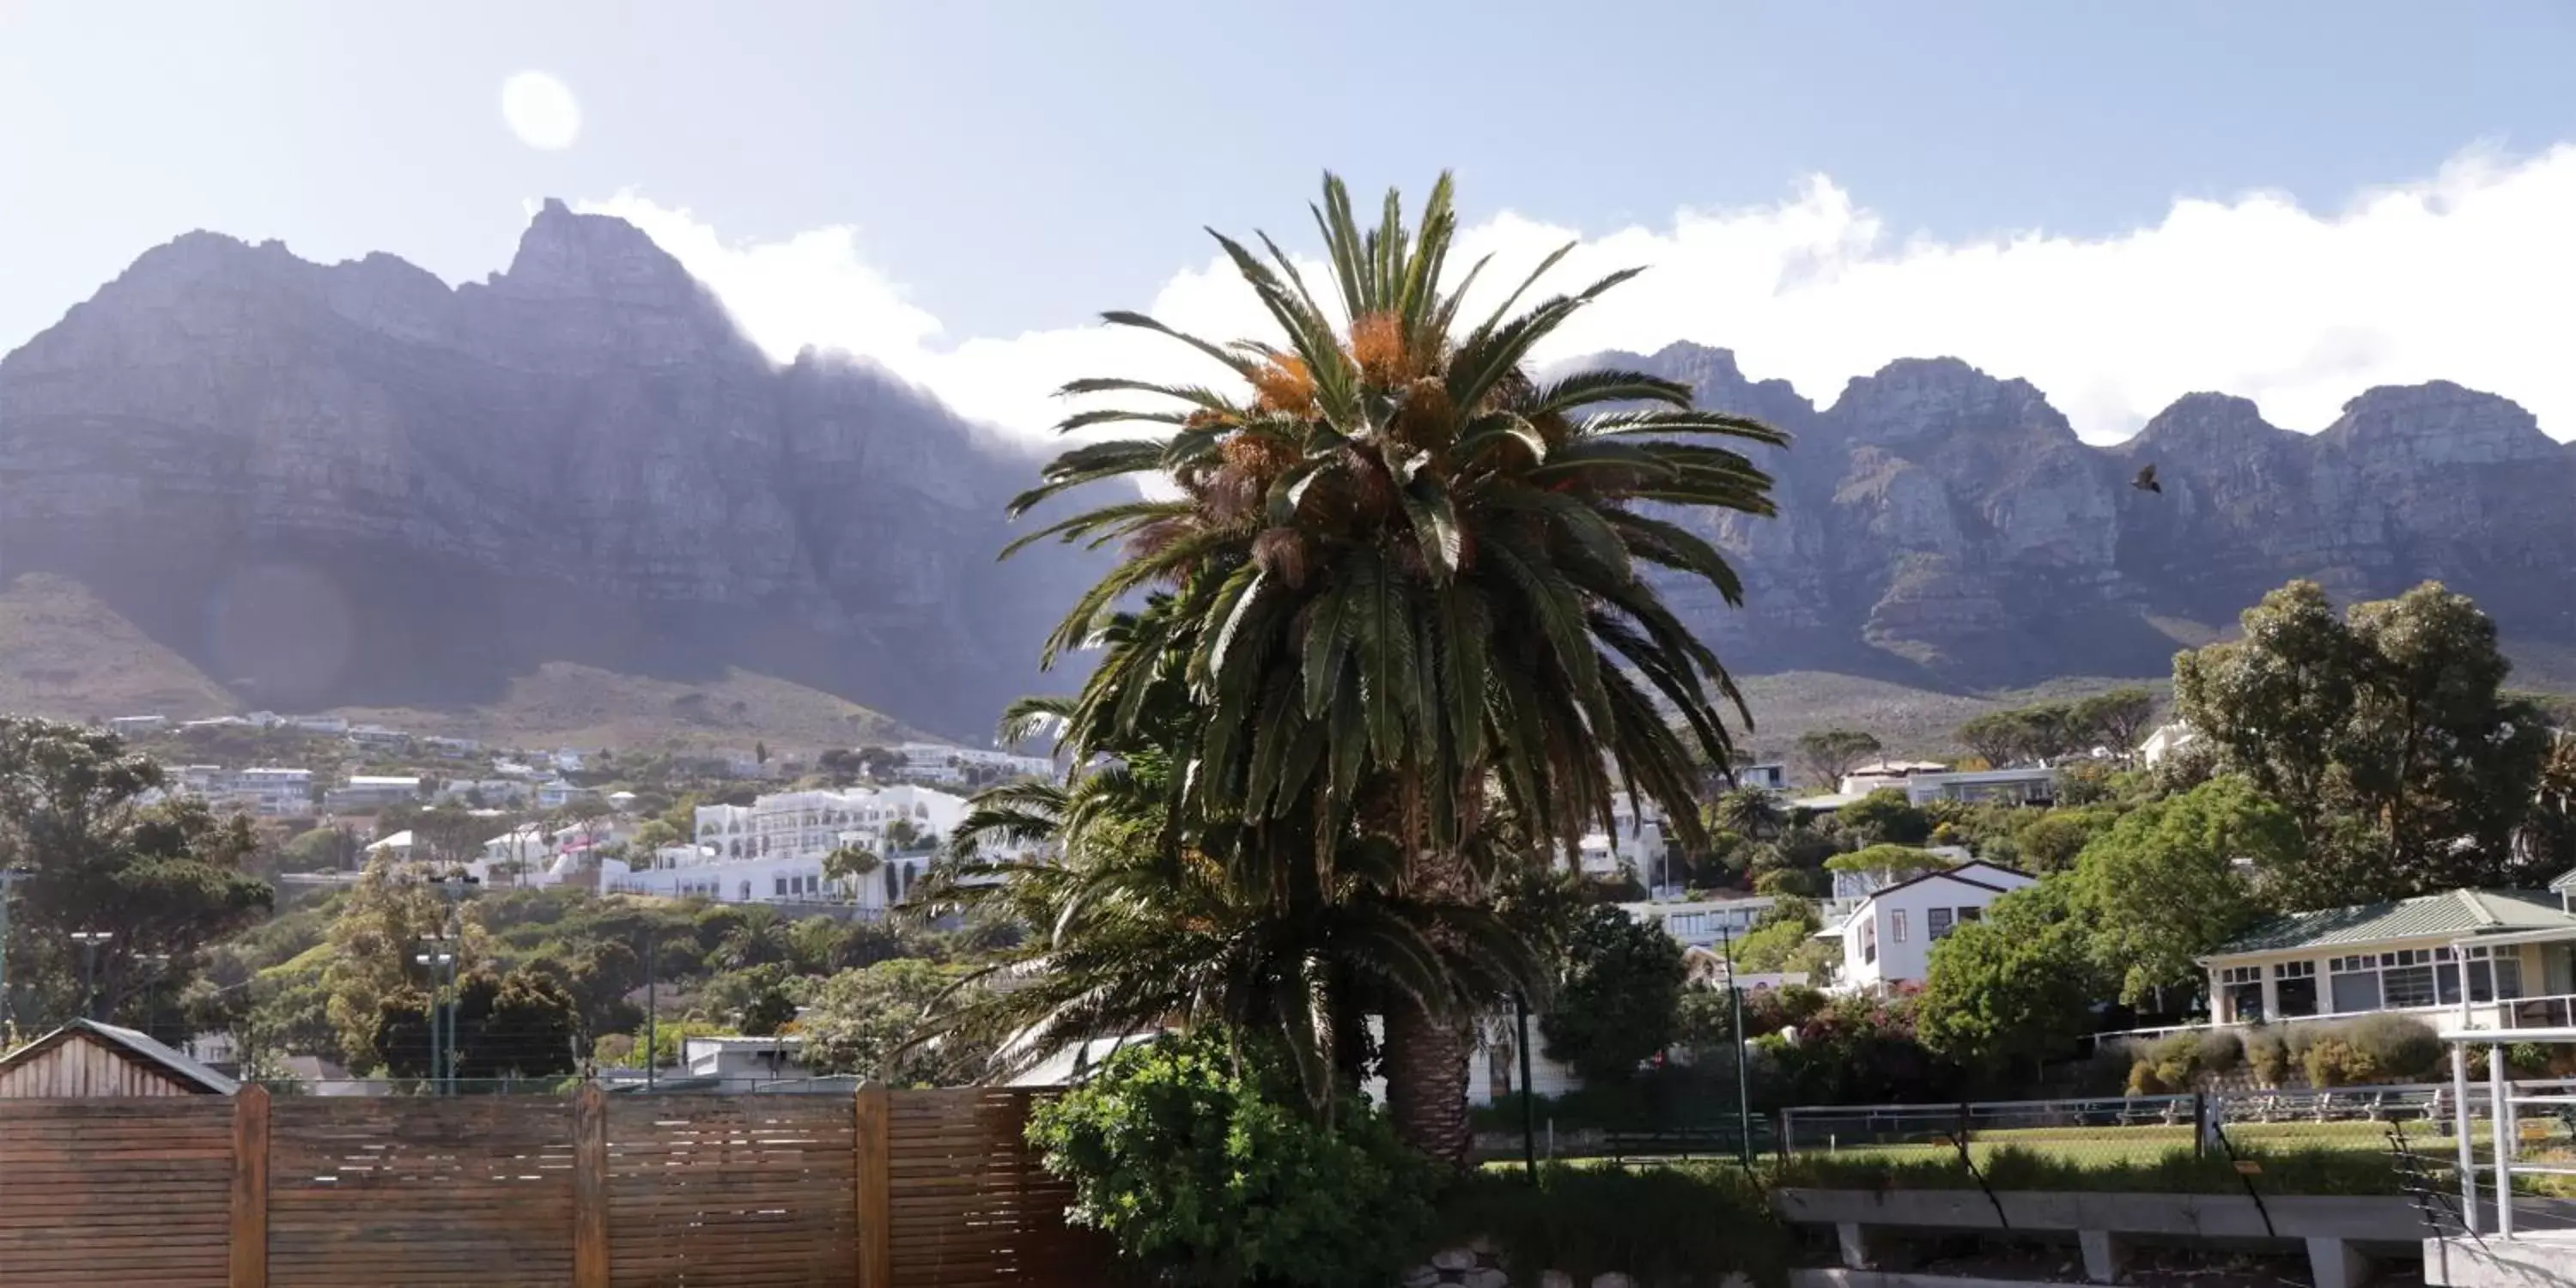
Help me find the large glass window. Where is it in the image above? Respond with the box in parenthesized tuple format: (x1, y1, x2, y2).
(2329, 954, 2384, 1014)
(2221, 965, 2264, 1023)
(2275, 960, 2319, 1018)
(2382, 948, 2439, 1008)
(1893, 910, 1909, 944)
(1929, 908, 1955, 939)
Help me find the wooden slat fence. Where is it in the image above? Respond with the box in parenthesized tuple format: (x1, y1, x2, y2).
(0, 1084, 1125, 1288)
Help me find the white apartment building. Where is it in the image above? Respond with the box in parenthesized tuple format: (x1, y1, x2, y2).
(604, 785, 970, 912)
(1897, 766, 2058, 807)
(1578, 798, 1670, 888)
(325, 775, 422, 811)
(345, 725, 409, 748)
(1831, 860, 2037, 993)
(109, 714, 169, 736)
(169, 765, 315, 817)
(1622, 896, 1777, 951)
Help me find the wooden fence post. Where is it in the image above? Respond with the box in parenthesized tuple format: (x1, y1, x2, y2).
(229, 1084, 270, 1288)
(574, 1082, 610, 1288)
(856, 1084, 893, 1288)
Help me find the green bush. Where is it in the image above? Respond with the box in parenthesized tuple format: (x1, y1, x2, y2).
(2125, 1060, 2166, 1097)
(2244, 1029, 2288, 1086)
(2300, 1035, 2376, 1087)
(1437, 1165, 1789, 1286)
(2194, 1029, 2244, 1076)
(1025, 1030, 1435, 1288)
(2342, 1013, 2441, 1083)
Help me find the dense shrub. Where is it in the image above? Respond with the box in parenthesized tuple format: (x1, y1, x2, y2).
(1025, 1030, 1435, 1288)
(2195, 1029, 2244, 1075)
(2342, 1014, 2442, 1082)
(2300, 1036, 2375, 1087)
(2244, 1029, 2289, 1087)
(1437, 1165, 1790, 1286)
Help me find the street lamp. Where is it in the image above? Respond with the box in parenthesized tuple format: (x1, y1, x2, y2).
(1715, 920, 1753, 1167)
(68, 931, 114, 1022)
(414, 934, 458, 1095)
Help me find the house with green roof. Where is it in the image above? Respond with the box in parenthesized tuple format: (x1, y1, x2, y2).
(2199, 886, 2576, 1030)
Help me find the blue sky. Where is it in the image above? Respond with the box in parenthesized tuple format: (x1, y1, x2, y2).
(5, 2, 2573, 440)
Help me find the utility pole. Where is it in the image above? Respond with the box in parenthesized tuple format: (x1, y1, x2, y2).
(1716, 920, 1753, 1166)
(0, 867, 27, 1043)
(415, 933, 455, 1094)
(69, 931, 113, 1022)
(644, 935, 658, 1092)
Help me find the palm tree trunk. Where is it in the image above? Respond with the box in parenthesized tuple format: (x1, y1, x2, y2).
(1383, 1000, 1473, 1170)
(1383, 841, 1476, 1170)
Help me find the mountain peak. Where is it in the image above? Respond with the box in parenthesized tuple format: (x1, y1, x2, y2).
(491, 198, 710, 309)
(1820, 356, 2072, 445)
(2126, 392, 2293, 454)
(2321, 381, 2556, 465)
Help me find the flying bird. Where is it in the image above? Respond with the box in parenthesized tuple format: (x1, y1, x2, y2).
(2131, 464, 2161, 495)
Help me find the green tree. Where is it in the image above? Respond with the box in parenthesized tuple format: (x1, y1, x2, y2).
(1026, 1030, 1436, 1288)
(1538, 903, 1684, 1084)
(1795, 729, 1881, 791)
(1833, 789, 1932, 847)
(2075, 688, 2158, 763)
(1916, 884, 2100, 1078)
(797, 957, 972, 1083)
(321, 857, 484, 1067)
(629, 818, 681, 854)
(2063, 776, 2291, 1005)
(1002, 173, 1784, 1166)
(0, 718, 273, 1030)
(1710, 785, 1784, 842)
(372, 967, 580, 1080)
(2173, 580, 2550, 904)
(1821, 843, 1947, 884)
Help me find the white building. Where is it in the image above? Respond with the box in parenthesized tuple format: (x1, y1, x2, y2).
(420, 735, 482, 756)
(1622, 896, 1777, 951)
(1830, 860, 2037, 993)
(434, 778, 532, 807)
(1735, 762, 1790, 792)
(1577, 798, 1669, 886)
(288, 715, 349, 735)
(1837, 760, 1953, 796)
(345, 724, 409, 749)
(677, 1035, 812, 1091)
(2139, 722, 2200, 766)
(605, 785, 972, 912)
(108, 714, 169, 737)
(325, 775, 422, 811)
(1897, 766, 2058, 807)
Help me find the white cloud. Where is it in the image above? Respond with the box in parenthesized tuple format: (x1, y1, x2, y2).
(582, 143, 2576, 444)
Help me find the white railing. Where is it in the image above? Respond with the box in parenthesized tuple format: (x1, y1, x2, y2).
(2444, 1024, 2576, 1241)
(2093, 993, 2576, 1051)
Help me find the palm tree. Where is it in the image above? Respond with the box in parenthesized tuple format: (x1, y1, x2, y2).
(1005, 173, 1783, 1165)
(914, 681, 1535, 1119)
(1712, 784, 1785, 842)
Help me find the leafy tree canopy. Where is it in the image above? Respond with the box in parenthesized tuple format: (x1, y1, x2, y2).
(1539, 903, 1685, 1084)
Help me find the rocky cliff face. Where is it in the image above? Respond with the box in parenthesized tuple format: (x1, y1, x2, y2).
(1611, 343, 2576, 687)
(0, 202, 1091, 737)
(6, 210, 2568, 737)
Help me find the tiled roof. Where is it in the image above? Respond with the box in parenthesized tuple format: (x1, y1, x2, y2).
(2213, 889, 2576, 957)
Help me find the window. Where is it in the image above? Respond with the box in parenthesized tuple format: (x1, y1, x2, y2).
(1928, 908, 1955, 939)
(2221, 964, 2264, 1023)
(2275, 960, 2318, 1018)
(2382, 949, 2439, 1008)
(2443, 945, 2526, 1003)
(1893, 910, 1909, 944)
(1958, 907, 1983, 925)
(774, 877, 787, 897)
(2328, 954, 2384, 1014)
(1860, 917, 1878, 965)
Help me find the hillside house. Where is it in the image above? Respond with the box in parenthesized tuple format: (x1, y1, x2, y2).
(1623, 896, 1777, 951)
(325, 775, 421, 811)
(0, 1019, 239, 1097)
(1827, 860, 2038, 993)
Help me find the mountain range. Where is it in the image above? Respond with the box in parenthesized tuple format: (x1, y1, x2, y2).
(1623, 343, 2576, 692)
(1, 204, 2570, 744)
